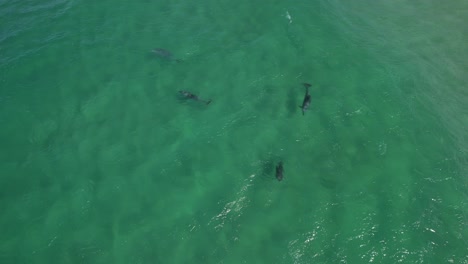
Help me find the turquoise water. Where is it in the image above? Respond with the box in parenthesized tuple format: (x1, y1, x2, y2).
(1, 0, 467, 263)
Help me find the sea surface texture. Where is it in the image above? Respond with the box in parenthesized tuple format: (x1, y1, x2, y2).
(1, 0, 467, 263)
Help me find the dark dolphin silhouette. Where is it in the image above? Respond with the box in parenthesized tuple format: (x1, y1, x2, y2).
(300, 83, 311, 115)
(179, 90, 211, 105)
(275, 161, 284, 181)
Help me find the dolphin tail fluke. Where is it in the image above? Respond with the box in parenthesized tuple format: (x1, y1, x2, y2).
(303, 83, 311, 88)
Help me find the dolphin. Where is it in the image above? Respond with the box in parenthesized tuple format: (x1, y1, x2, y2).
(151, 48, 182, 62)
(179, 90, 212, 105)
(300, 83, 311, 115)
(275, 161, 284, 181)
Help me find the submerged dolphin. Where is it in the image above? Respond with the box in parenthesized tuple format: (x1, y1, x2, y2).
(151, 48, 182, 62)
(179, 90, 212, 105)
(300, 83, 311, 115)
(275, 161, 284, 181)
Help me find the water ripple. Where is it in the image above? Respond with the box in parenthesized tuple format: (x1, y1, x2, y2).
(0, 0, 74, 65)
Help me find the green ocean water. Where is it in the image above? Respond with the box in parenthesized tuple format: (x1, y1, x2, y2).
(1, 0, 467, 263)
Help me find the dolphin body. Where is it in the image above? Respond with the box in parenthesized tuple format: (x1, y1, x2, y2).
(300, 83, 312, 115)
(179, 90, 212, 105)
(275, 161, 284, 181)
(151, 48, 182, 62)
